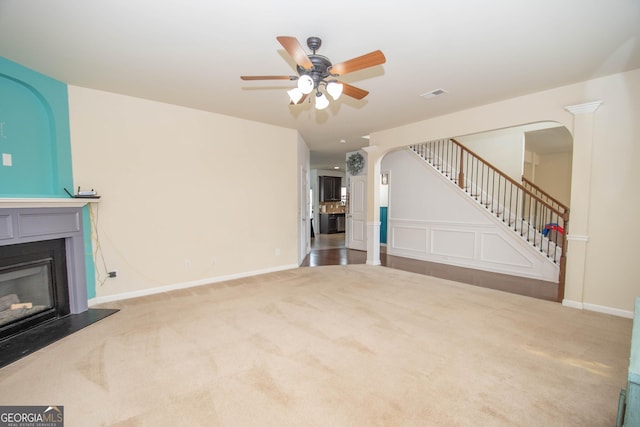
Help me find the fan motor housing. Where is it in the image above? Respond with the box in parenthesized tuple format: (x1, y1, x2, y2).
(297, 54, 333, 87)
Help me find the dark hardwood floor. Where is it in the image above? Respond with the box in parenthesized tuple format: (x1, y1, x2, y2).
(301, 233, 561, 302)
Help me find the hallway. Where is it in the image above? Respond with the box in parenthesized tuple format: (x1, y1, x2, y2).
(301, 233, 561, 302)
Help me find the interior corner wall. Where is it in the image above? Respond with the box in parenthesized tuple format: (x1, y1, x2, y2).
(68, 86, 299, 300)
(297, 133, 311, 264)
(372, 68, 640, 314)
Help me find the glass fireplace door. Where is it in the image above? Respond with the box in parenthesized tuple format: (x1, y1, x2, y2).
(0, 260, 54, 329)
(0, 238, 69, 340)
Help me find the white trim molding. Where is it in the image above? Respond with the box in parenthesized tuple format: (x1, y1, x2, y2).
(562, 299, 584, 310)
(563, 299, 634, 318)
(567, 234, 589, 242)
(564, 100, 603, 115)
(89, 263, 299, 306)
(0, 198, 99, 208)
(361, 145, 378, 153)
(366, 220, 381, 265)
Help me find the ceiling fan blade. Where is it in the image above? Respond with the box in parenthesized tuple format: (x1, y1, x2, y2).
(276, 36, 313, 70)
(290, 93, 309, 105)
(330, 50, 386, 76)
(240, 75, 295, 81)
(340, 82, 369, 100)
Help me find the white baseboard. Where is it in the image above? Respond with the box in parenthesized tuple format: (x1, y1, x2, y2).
(562, 299, 634, 318)
(562, 299, 583, 310)
(89, 263, 299, 306)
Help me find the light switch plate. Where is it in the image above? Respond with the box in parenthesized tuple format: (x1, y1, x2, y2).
(2, 153, 12, 166)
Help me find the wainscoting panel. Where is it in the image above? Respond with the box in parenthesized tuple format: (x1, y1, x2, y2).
(388, 218, 559, 282)
(479, 232, 533, 268)
(0, 214, 13, 240)
(431, 228, 475, 260)
(390, 223, 428, 254)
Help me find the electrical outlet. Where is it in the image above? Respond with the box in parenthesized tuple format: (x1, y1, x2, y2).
(211, 256, 217, 266)
(2, 153, 12, 167)
(275, 248, 281, 256)
(184, 258, 191, 268)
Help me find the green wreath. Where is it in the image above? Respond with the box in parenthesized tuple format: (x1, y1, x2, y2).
(347, 152, 365, 175)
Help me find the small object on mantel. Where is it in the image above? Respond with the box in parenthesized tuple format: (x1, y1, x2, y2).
(10, 302, 33, 310)
(64, 187, 101, 199)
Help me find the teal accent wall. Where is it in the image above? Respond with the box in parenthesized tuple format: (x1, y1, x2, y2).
(82, 205, 96, 299)
(0, 57, 73, 197)
(0, 56, 96, 298)
(380, 206, 388, 244)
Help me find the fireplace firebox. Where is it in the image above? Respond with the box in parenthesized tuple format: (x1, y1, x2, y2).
(0, 239, 70, 340)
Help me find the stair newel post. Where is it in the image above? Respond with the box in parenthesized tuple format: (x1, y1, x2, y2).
(557, 208, 569, 300)
(458, 145, 465, 189)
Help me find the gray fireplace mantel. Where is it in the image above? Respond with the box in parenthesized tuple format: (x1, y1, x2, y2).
(0, 206, 92, 314)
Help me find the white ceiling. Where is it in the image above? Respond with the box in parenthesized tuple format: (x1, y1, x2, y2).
(0, 1, 639, 170)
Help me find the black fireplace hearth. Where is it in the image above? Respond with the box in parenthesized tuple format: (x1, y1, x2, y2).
(0, 308, 118, 368)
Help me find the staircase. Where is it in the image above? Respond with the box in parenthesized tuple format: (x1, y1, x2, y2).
(409, 139, 569, 294)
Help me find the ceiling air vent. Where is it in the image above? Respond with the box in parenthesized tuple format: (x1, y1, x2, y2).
(420, 88, 448, 99)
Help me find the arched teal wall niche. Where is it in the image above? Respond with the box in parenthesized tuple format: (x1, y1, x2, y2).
(0, 57, 73, 197)
(0, 57, 95, 299)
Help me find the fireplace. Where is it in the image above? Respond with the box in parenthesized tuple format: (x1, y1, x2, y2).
(0, 205, 89, 314)
(0, 203, 117, 368)
(0, 239, 70, 340)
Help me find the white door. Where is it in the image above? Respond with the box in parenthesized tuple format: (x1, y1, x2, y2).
(347, 175, 367, 251)
(299, 166, 309, 263)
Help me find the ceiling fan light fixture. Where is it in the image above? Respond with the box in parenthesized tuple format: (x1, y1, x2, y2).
(315, 92, 329, 110)
(327, 81, 343, 100)
(297, 75, 314, 94)
(287, 87, 304, 104)
(242, 36, 386, 112)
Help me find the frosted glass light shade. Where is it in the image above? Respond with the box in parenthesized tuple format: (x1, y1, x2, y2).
(287, 88, 303, 104)
(297, 75, 314, 94)
(326, 81, 343, 100)
(315, 92, 329, 110)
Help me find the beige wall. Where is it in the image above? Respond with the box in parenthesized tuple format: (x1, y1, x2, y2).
(68, 86, 300, 301)
(457, 129, 525, 182)
(530, 151, 573, 206)
(370, 69, 640, 314)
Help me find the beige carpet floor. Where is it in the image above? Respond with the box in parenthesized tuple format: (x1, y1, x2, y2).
(0, 265, 632, 426)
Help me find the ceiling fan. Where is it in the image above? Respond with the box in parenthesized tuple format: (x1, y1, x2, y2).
(240, 36, 386, 109)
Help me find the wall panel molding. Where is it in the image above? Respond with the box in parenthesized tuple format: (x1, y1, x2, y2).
(388, 218, 559, 282)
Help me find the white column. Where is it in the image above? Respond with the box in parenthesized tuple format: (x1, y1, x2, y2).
(362, 145, 381, 266)
(562, 100, 602, 309)
(367, 221, 381, 265)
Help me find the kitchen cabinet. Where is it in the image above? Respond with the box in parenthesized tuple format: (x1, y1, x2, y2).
(319, 176, 342, 202)
(319, 213, 345, 234)
(319, 214, 337, 234)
